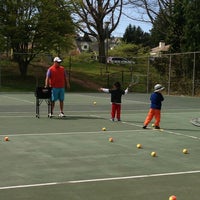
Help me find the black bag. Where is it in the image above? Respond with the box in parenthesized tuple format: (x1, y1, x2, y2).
(35, 87, 52, 99)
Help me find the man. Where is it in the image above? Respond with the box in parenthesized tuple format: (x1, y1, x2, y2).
(45, 57, 70, 117)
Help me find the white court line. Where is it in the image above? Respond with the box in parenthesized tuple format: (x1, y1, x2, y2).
(0, 111, 199, 140)
(122, 121, 200, 140)
(92, 114, 200, 140)
(1, 95, 34, 104)
(122, 121, 142, 128)
(0, 170, 199, 190)
(1, 129, 140, 137)
(0, 116, 34, 118)
(0, 108, 199, 114)
(77, 93, 149, 104)
(165, 130, 200, 140)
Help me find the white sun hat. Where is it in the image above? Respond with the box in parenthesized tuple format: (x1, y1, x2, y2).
(53, 57, 62, 63)
(154, 84, 165, 92)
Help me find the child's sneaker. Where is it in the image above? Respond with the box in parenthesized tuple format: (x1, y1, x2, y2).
(110, 118, 114, 122)
(154, 126, 160, 129)
(143, 125, 147, 129)
(59, 112, 65, 117)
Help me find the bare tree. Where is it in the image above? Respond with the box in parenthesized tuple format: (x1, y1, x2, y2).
(70, 0, 123, 63)
(126, 0, 174, 28)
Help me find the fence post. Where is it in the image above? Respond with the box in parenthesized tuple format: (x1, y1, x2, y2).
(68, 55, 72, 83)
(121, 70, 124, 85)
(168, 55, 172, 95)
(192, 52, 196, 96)
(0, 61, 1, 88)
(106, 72, 110, 87)
(147, 57, 150, 93)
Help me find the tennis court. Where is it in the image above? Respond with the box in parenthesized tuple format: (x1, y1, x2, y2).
(0, 92, 199, 200)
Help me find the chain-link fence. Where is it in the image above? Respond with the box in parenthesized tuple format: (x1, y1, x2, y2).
(0, 52, 52, 91)
(139, 51, 200, 96)
(1, 51, 200, 95)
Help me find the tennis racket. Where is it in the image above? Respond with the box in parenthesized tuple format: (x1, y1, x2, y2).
(190, 118, 200, 127)
(128, 74, 139, 88)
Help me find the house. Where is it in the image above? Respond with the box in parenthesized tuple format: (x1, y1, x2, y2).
(150, 41, 170, 57)
(74, 34, 122, 58)
(76, 34, 97, 52)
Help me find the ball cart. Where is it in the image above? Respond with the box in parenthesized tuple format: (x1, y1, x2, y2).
(35, 87, 52, 118)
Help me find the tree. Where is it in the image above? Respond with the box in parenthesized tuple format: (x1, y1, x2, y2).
(69, 0, 123, 63)
(0, 0, 74, 76)
(123, 24, 151, 46)
(182, 0, 200, 52)
(126, 0, 174, 46)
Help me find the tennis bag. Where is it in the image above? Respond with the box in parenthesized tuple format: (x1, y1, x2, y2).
(35, 87, 52, 99)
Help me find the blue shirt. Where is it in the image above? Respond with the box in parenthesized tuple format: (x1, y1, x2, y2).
(150, 92, 164, 110)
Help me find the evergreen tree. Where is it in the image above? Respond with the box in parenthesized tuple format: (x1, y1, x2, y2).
(150, 12, 170, 47)
(182, 0, 200, 52)
(167, 0, 185, 52)
(123, 24, 151, 46)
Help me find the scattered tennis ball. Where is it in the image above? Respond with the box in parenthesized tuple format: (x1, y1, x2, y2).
(152, 123, 155, 127)
(151, 151, 156, 157)
(137, 144, 142, 149)
(102, 127, 106, 131)
(109, 137, 113, 142)
(93, 101, 96, 105)
(169, 195, 177, 200)
(4, 136, 9, 141)
(183, 148, 188, 154)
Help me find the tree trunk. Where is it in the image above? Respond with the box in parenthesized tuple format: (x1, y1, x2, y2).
(18, 60, 29, 77)
(98, 38, 106, 64)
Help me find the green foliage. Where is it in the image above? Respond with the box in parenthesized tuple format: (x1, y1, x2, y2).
(167, 0, 185, 52)
(0, 33, 6, 52)
(123, 24, 151, 46)
(182, 0, 200, 52)
(151, 0, 200, 53)
(0, 0, 75, 76)
(150, 12, 170, 47)
(109, 43, 150, 57)
(150, 0, 200, 82)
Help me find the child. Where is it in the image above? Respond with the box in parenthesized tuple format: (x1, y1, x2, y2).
(143, 84, 164, 129)
(99, 82, 129, 121)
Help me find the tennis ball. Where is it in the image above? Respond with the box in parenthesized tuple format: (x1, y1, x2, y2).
(183, 148, 188, 154)
(152, 123, 155, 127)
(137, 144, 142, 149)
(102, 127, 106, 131)
(151, 151, 156, 157)
(93, 101, 96, 105)
(4, 136, 9, 141)
(109, 137, 113, 142)
(169, 195, 176, 200)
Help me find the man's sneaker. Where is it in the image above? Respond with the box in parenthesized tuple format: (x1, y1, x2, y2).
(143, 125, 147, 129)
(59, 112, 65, 117)
(48, 113, 53, 118)
(154, 126, 160, 129)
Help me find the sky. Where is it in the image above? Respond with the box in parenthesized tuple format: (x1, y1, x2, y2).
(113, 15, 152, 37)
(111, 5, 153, 37)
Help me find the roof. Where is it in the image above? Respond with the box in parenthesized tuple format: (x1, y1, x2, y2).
(151, 44, 170, 53)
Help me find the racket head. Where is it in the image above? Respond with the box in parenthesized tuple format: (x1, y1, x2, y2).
(190, 118, 200, 127)
(129, 75, 139, 87)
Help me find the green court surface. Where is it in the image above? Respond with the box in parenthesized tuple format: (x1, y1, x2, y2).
(0, 92, 200, 200)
